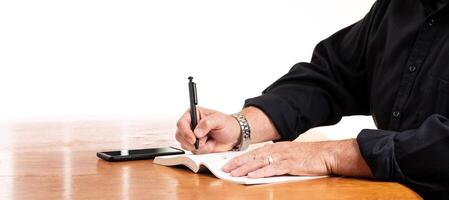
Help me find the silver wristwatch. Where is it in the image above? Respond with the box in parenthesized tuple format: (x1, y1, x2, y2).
(231, 113, 251, 151)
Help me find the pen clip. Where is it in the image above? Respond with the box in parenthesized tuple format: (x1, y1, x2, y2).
(192, 82, 198, 105)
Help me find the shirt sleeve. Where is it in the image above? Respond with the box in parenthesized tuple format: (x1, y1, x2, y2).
(357, 114, 449, 199)
(244, 2, 381, 141)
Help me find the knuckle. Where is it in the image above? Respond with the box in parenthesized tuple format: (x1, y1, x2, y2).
(178, 127, 190, 136)
(204, 119, 213, 128)
(203, 118, 212, 128)
(176, 119, 183, 128)
(230, 159, 240, 167)
(258, 158, 267, 165)
(176, 132, 187, 143)
(229, 160, 238, 167)
(225, 162, 236, 170)
(237, 165, 249, 173)
(175, 133, 181, 141)
(178, 130, 187, 138)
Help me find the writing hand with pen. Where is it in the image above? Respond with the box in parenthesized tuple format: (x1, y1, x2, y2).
(176, 77, 241, 154)
(175, 106, 241, 154)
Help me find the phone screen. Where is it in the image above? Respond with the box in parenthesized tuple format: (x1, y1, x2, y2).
(97, 147, 185, 162)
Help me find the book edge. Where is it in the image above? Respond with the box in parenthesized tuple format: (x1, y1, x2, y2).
(153, 155, 201, 173)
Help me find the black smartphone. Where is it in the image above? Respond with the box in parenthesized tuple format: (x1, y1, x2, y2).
(97, 147, 185, 162)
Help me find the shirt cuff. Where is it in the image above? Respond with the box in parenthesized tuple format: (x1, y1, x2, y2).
(244, 94, 301, 141)
(357, 129, 404, 180)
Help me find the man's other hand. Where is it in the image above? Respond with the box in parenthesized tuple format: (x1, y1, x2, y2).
(222, 139, 373, 178)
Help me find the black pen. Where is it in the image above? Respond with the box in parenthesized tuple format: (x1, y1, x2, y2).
(188, 76, 200, 150)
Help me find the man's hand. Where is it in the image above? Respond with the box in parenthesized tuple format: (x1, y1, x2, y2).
(175, 106, 281, 154)
(222, 139, 373, 178)
(175, 107, 241, 154)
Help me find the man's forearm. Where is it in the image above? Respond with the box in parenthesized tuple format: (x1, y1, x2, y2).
(240, 106, 281, 144)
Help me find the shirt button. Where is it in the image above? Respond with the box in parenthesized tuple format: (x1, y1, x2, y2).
(393, 111, 401, 117)
(408, 65, 417, 72)
(428, 19, 435, 27)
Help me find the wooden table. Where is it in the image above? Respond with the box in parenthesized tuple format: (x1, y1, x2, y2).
(0, 119, 421, 200)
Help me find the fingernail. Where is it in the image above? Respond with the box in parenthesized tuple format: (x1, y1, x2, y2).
(230, 170, 240, 177)
(222, 165, 229, 172)
(230, 171, 236, 176)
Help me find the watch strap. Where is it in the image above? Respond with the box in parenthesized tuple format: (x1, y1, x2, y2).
(231, 113, 251, 151)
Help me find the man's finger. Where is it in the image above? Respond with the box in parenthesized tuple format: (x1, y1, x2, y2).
(197, 107, 217, 118)
(176, 128, 196, 145)
(194, 113, 223, 138)
(194, 139, 216, 154)
(191, 136, 209, 154)
(222, 151, 254, 173)
(247, 160, 289, 178)
(176, 111, 196, 144)
(222, 146, 271, 173)
(229, 157, 269, 177)
(176, 132, 196, 151)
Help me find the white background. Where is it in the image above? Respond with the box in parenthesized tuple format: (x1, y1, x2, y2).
(0, 0, 376, 136)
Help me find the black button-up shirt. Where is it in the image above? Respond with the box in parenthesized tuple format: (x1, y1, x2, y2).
(244, 0, 449, 198)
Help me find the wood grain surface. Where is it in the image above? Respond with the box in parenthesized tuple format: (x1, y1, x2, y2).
(0, 119, 421, 200)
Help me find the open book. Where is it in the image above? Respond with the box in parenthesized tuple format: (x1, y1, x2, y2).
(153, 150, 323, 185)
